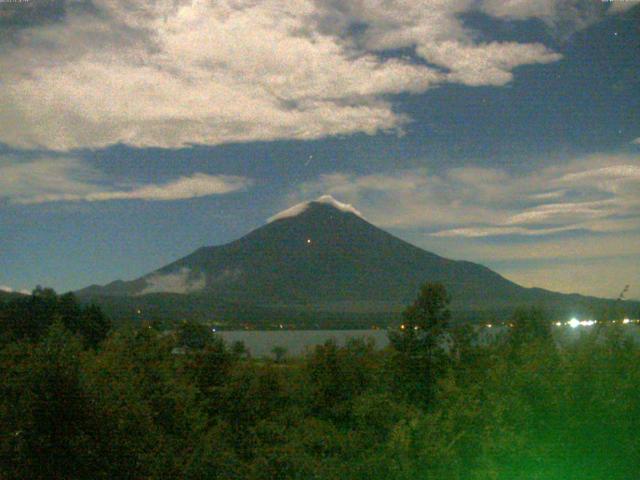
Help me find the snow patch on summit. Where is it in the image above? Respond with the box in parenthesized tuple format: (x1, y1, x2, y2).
(267, 195, 362, 222)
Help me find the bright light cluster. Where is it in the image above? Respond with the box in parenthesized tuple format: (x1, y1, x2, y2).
(567, 318, 597, 328)
(478, 318, 640, 329)
(563, 317, 640, 328)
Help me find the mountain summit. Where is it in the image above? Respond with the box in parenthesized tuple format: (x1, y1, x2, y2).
(77, 196, 629, 324)
(267, 195, 363, 223)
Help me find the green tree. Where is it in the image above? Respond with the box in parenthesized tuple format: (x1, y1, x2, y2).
(231, 340, 250, 360)
(178, 320, 213, 350)
(389, 282, 451, 405)
(0, 322, 102, 480)
(185, 336, 235, 399)
(0, 290, 110, 347)
(305, 338, 377, 423)
(79, 304, 111, 348)
(507, 307, 552, 350)
(271, 345, 287, 363)
(83, 325, 206, 478)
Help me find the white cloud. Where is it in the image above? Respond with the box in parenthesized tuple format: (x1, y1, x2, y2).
(416, 41, 560, 86)
(0, 0, 567, 151)
(291, 153, 640, 236)
(283, 155, 640, 298)
(432, 225, 578, 238)
(481, 0, 607, 40)
(559, 164, 640, 182)
(139, 267, 206, 295)
(0, 156, 251, 204)
(0, 285, 30, 295)
(499, 256, 640, 300)
(606, 1, 640, 14)
(420, 231, 640, 299)
(0, 157, 99, 203)
(481, 0, 559, 19)
(422, 230, 640, 263)
(23, 174, 251, 204)
(504, 200, 616, 226)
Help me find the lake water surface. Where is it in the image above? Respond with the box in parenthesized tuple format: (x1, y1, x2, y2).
(216, 329, 389, 357)
(216, 323, 640, 358)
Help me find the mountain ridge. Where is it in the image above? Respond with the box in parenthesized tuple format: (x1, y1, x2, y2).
(76, 196, 638, 325)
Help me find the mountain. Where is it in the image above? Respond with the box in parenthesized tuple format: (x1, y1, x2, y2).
(76, 196, 637, 326)
(0, 290, 29, 302)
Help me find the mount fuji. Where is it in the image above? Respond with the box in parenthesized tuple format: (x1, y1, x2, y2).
(76, 196, 635, 326)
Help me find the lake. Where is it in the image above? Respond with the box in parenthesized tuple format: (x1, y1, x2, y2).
(215, 329, 390, 357)
(215, 322, 640, 358)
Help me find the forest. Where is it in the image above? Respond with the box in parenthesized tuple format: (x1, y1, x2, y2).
(1, 284, 639, 479)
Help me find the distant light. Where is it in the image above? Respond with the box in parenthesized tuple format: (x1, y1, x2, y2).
(486, 323, 492, 328)
(623, 318, 631, 325)
(279, 324, 284, 329)
(414, 325, 419, 331)
(555, 322, 562, 327)
(400, 324, 406, 330)
(211, 328, 216, 333)
(568, 318, 580, 329)
(306, 238, 312, 244)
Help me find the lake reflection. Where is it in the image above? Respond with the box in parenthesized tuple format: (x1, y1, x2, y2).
(215, 329, 390, 357)
(215, 323, 640, 358)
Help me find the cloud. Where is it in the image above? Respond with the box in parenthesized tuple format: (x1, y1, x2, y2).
(559, 164, 640, 182)
(432, 225, 578, 238)
(503, 200, 616, 226)
(606, 1, 640, 14)
(139, 267, 205, 295)
(0, 285, 30, 295)
(22, 173, 251, 204)
(499, 256, 640, 300)
(419, 231, 640, 299)
(291, 153, 640, 237)
(209, 268, 243, 284)
(481, 0, 605, 38)
(632, 138, 640, 145)
(423, 230, 640, 264)
(0, 0, 569, 151)
(284, 154, 640, 298)
(416, 41, 560, 86)
(0, 156, 251, 204)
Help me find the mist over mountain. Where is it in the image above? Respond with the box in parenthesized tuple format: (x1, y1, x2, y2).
(76, 196, 637, 326)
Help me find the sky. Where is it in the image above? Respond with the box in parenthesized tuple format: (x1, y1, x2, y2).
(0, 0, 639, 300)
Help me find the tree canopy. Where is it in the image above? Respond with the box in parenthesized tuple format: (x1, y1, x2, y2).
(1, 284, 639, 478)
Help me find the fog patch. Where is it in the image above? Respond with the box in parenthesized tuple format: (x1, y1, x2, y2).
(140, 268, 205, 295)
(210, 268, 243, 283)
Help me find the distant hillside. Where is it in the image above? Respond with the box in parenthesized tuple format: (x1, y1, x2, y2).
(77, 196, 639, 326)
(0, 290, 29, 302)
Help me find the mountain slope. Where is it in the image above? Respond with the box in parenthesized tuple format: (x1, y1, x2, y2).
(76, 196, 636, 323)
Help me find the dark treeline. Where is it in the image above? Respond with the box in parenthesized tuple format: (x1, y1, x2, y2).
(1, 284, 639, 479)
